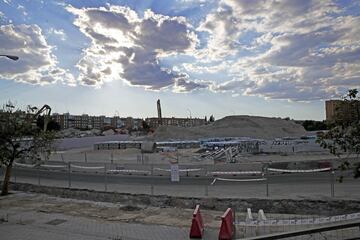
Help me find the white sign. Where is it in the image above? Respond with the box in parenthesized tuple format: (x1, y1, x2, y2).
(171, 164, 180, 182)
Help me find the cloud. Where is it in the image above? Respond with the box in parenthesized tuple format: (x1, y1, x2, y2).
(195, 0, 360, 101)
(177, 0, 207, 3)
(174, 77, 212, 92)
(0, 24, 75, 85)
(48, 28, 67, 41)
(67, 5, 199, 90)
(17, 4, 28, 16)
(212, 79, 254, 93)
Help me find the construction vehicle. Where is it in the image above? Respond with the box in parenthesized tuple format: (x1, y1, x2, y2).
(28, 104, 51, 131)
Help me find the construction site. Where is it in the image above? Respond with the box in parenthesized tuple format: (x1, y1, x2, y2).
(2, 99, 360, 240)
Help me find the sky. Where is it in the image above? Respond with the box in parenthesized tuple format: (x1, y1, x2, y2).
(0, 0, 359, 120)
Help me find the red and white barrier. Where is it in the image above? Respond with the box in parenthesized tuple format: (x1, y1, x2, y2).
(208, 171, 262, 176)
(154, 167, 202, 172)
(235, 212, 360, 226)
(41, 164, 66, 168)
(189, 205, 204, 238)
(267, 167, 331, 173)
(258, 209, 267, 221)
(13, 162, 36, 168)
(107, 169, 150, 174)
(70, 164, 104, 170)
(218, 208, 234, 240)
(211, 177, 266, 185)
(246, 208, 253, 223)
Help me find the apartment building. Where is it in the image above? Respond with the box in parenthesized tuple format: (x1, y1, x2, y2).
(146, 117, 205, 129)
(92, 115, 105, 129)
(52, 113, 143, 130)
(325, 99, 360, 123)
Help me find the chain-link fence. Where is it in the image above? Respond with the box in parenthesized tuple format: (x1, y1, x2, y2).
(2, 160, 358, 199)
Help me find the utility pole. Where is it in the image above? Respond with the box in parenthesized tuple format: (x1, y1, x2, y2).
(157, 99, 162, 126)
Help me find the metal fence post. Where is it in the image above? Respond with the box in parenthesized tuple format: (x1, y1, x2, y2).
(104, 163, 107, 192)
(13, 167, 16, 183)
(111, 151, 114, 164)
(84, 152, 87, 163)
(331, 169, 335, 198)
(264, 164, 269, 197)
(68, 162, 71, 188)
(37, 166, 40, 186)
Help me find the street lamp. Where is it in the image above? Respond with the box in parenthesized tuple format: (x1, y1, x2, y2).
(0, 55, 19, 61)
(186, 108, 192, 119)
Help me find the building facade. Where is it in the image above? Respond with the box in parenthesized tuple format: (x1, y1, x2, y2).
(52, 113, 143, 130)
(146, 117, 205, 129)
(325, 99, 360, 123)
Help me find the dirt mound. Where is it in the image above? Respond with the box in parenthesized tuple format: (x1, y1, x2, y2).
(150, 115, 306, 140)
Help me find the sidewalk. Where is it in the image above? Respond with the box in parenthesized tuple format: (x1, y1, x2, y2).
(0, 192, 218, 240)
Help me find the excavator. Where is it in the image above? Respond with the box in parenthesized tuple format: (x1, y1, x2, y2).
(28, 104, 51, 131)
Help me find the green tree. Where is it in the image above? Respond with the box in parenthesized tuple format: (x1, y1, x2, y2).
(142, 120, 150, 133)
(0, 103, 55, 195)
(302, 120, 328, 131)
(209, 115, 215, 122)
(317, 89, 360, 180)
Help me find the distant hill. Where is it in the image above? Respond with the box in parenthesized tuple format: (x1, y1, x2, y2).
(150, 115, 307, 141)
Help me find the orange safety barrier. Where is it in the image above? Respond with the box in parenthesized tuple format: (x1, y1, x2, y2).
(218, 208, 234, 240)
(189, 204, 204, 238)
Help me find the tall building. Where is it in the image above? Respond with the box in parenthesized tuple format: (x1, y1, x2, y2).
(325, 99, 360, 123)
(325, 100, 342, 121)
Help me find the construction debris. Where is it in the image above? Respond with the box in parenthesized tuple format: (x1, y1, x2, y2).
(149, 115, 306, 141)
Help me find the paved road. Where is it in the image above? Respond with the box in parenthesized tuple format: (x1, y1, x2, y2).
(3, 167, 360, 199)
(10, 167, 342, 185)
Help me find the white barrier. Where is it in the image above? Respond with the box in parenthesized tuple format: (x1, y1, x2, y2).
(208, 171, 262, 175)
(41, 164, 66, 168)
(258, 209, 267, 221)
(107, 169, 150, 174)
(236, 212, 360, 226)
(246, 208, 253, 223)
(153, 168, 202, 172)
(14, 162, 36, 168)
(267, 167, 331, 173)
(70, 164, 105, 170)
(211, 177, 266, 185)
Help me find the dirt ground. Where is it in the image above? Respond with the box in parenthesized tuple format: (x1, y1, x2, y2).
(0, 192, 223, 229)
(1, 192, 321, 230)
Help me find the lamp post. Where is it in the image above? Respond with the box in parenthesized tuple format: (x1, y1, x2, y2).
(186, 108, 192, 127)
(186, 108, 192, 119)
(0, 55, 19, 61)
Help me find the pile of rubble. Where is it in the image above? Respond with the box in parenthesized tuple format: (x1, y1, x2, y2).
(151, 115, 307, 141)
(57, 128, 102, 138)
